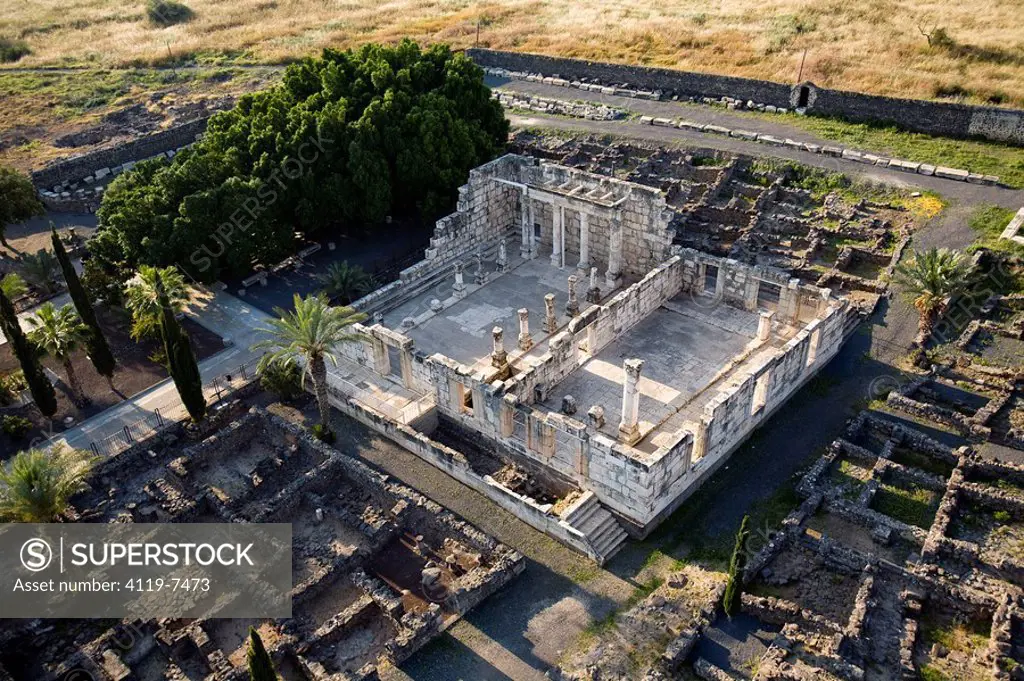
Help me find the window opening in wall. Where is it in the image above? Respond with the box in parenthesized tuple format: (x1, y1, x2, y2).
(534, 222, 542, 239)
(704, 264, 719, 294)
(798, 86, 810, 108)
(462, 387, 474, 414)
(756, 281, 781, 311)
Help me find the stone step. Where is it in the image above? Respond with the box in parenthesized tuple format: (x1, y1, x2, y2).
(563, 496, 628, 564)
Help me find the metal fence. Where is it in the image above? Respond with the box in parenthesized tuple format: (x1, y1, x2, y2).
(67, 356, 266, 458)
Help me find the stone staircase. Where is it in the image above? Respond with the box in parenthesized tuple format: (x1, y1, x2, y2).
(561, 491, 629, 564)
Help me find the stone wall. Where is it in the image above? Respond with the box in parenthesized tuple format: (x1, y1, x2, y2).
(422, 249, 854, 531)
(468, 48, 794, 110)
(31, 116, 211, 189)
(468, 48, 1024, 146)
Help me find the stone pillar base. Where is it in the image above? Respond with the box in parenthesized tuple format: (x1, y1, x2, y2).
(491, 350, 508, 367)
(618, 423, 641, 446)
(453, 284, 466, 299)
(605, 272, 622, 290)
(518, 333, 534, 351)
(586, 287, 601, 304)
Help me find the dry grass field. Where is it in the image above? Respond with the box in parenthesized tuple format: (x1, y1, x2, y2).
(2, 0, 1024, 106)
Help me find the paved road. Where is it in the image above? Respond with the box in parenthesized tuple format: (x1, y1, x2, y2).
(51, 288, 273, 452)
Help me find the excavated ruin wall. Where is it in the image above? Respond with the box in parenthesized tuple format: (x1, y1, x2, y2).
(467, 48, 1024, 145)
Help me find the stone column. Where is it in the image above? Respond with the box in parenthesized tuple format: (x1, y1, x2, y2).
(578, 211, 590, 272)
(618, 358, 644, 445)
(474, 251, 487, 285)
(692, 416, 710, 462)
(586, 266, 601, 303)
(544, 293, 558, 333)
(453, 262, 466, 299)
(817, 288, 832, 317)
(496, 238, 508, 273)
(500, 394, 516, 437)
(399, 347, 415, 389)
(606, 215, 623, 288)
(757, 310, 774, 341)
(371, 336, 390, 376)
(491, 326, 508, 367)
(517, 308, 533, 351)
(565, 275, 580, 317)
(520, 190, 532, 258)
(527, 200, 537, 259)
(550, 204, 563, 267)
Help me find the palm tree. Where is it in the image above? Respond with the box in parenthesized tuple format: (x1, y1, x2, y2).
(891, 247, 973, 340)
(318, 261, 374, 304)
(253, 294, 367, 434)
(27, 302, 92, 407)
(0, 272, 27, 300)
(0, 444, 98, 522)
(18, 249, 60, 294)
(124, 265, 190, 340)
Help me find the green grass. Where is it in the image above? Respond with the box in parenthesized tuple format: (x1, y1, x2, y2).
(969, 204, 1024, 257)
(872, 482, 939, 529)
(778, 114, 1024, 189)
(920, 665, 951, 681)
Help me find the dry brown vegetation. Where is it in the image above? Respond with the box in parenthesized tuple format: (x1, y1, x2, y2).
(1, 0, 1023, 106)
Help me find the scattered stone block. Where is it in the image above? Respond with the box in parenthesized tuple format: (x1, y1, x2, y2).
(918, 164, 936, 176)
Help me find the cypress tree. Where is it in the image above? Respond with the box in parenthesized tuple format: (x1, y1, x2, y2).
(156, 276, 206, 422)
(51, 227, 116, 385)
(0, 286, 57, 417)
(723, 514, 750, 617)
(246, 627, 277, 681)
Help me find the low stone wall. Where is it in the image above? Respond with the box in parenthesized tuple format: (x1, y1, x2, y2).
(469, 48, 1024, 146)
(322, 389, 606, 562)
(31, 116, 211, 190)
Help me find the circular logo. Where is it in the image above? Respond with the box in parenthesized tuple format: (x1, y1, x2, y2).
(867, 375, 902, 401)
(20, 538, 53, 572)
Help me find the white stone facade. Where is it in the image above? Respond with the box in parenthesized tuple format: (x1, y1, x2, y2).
(344, 154, 858, 538)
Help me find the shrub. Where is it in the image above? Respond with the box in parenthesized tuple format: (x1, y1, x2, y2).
(0, 37, 31, 63)
(259, 360, 303, 401)
(146, 0, 194, 27)
(0, 444, 98, 521)
(311, 423, 335, 443)
(0, 370, 27, 405)
(1, 415, 33, 439)
(994, 510, 1012, 524)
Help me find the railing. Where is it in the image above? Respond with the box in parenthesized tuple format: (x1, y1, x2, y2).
(64, 356, 266, 458)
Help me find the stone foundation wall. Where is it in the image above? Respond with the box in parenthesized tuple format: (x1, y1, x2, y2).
(31, 117, 210, 189)
(468, 48, 1024, 146)
(423, 250, 854, 530)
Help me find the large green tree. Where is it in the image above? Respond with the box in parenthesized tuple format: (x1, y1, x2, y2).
(157, 276, 206, 422)
(891, 247, 973, 340)
(0, 165, 44, 249)
(92, 40, 508, 283)
(124, 265, 191, 340)
(0, 444, 98, 522)
(27, 303, 92, 407)
(723, 514, 750, 617)
(246, 627, 278, 681)
(52, 227, 117, 385)
(0, 286, 57, 417)
(253, 294, 366, 434)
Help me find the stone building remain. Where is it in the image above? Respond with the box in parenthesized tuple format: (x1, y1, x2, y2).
(329, 153, 859, 562)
